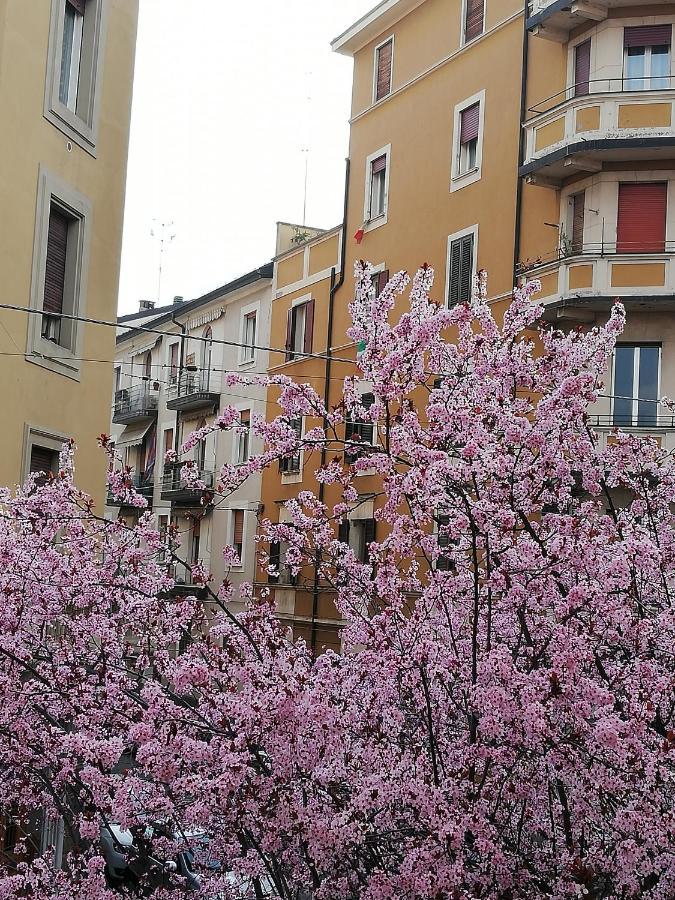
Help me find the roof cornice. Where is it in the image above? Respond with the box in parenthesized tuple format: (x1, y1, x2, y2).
(331, 0, 426, 56)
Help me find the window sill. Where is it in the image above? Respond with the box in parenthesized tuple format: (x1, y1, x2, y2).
(450, 167, 481, 193)
(26, 341, 81, 381)
(44, 103, 98, 157)
(365, 213, 388, 233)
(238, 357, 256, 369)
(281, 470, 303, 485)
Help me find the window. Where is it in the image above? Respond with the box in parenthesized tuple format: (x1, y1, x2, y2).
(163, 428, 174, 460)
(169, 343, 179, 383)
(464, 0, 484, 43)
(435, 515, 454, 571)
(242, 312, 257, 363)
(374, 38, 393, 102)
(459, 103, 480, 175)
(45, 0, 106, 153)
(28, 169, 90, 378)
(613, 345, 660, 427)
(371, 269, 389, 298)
(29, 445, 60, 480)
(285, 299, 314, 361)
(574, 40, 591, 97)
(616, 182, 667, 253)
(570, 192, 585, 253)
(338, 519, 376, 564)
(452, 93, 484, 190)
(235, 410, 250, 465)
(624, 26, 671, 91)
(23, 426, 68, 485)
(280, 418, 302, 475)
(345, 394, 375, 462)
(370, 156, 387, 219)
(447, 230, 476, 306)
(232, 510, 245, 563)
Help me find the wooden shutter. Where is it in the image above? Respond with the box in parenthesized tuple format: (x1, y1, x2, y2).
(624, 25, 671, 47)
(163, 428, 174, 457)
(233, 510, 244, 545)
(30, 445, 57, 475)
(268, 542, 280, 583)
(363, 518, 376, 550)
(44, 206, 69, 314)
(285, 308, 294, 361)
(371, 155, 387, 175)
(338, 521, 351, 544)
(448, 234, 474, 306)
(303, 299, 314, 355)
(617, 183, 667, 253)
(574, 40, 591, 97)
(460, 103, 480, 145)
(377, 269, 389, 296)
(571, 192, 585, 253)
(67, 0, 86, 15)
(464, 0, 484, 42)
(375, 39, 393, 101)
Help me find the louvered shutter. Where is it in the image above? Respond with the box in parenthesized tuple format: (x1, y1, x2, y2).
(285, 308, 294, 361)
(44, 206, 69, 314)
(464, 0, 484, 41)
(448, 234, 474, 306)
(624, 25, 672, 47)
(371, 155, 387, 175)
(338, 521, 351, 544)
(363, 518, 376, 553)
(572, 192, 585, 252)
(67, 0, 86, 15)
(268, 542, 281, 583)
(460, 104, 480, 145)
(303, 299, 314, 355)
(617, 183, 667, 253)
(377, 269, 389, 296)
(574, 40, 591, 97)
(30, 445, 57, 475)
(233, 511, 244, 545)
(375, 39, 393, 101)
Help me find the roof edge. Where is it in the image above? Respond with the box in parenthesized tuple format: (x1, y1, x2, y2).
(331, 0, 426, 56)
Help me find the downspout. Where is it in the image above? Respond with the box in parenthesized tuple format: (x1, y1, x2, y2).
(170, 308, 187, 458)
(513, 3, 530, 282)
(310, 157, 350, 654)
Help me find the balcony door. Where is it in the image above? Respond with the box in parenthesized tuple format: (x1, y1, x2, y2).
(613, 344, 660, 427)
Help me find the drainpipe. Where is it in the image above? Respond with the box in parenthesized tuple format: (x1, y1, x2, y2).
(513, 3, 531, 282)
(310, 158, 350, 654)
(170, 308, 187, 459)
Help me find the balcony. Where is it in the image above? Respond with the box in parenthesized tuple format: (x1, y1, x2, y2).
(160, 465, 215, 506)
(522, 81, 675, 185)
(165, 561, 208, 599)
(519, 241, 675, 319)
(166, 368, 219, 412)
(586, 410, 675, 451)
(112, 384, 159, 425)
(106, 473, 155, 508)
(527, 1, 624, 41)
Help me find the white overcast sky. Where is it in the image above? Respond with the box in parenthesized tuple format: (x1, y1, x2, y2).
(117, 0, 373, 315)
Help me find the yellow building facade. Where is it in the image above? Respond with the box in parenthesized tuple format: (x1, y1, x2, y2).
(0, 0, 138, 502)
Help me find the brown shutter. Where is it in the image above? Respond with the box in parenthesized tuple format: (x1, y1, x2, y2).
(163, 428, 174, 456)
(574, 40, 591, 97)
(303, 299, 314, 355)
(377, 269, 389, 295)
(67, 0, 86, 15)
(240, 409, 250, 425)
(460, 104, 480, 144)
(464, 0, 484, 42)
(448, 234, 474, 306)
(233, 510, 244, 545)
(617, 183, 667, 253)
(30, 445, 57, 475)
(375, 39, 393, 101)
(624, 25, 671, 47)
(572, 192, 585, 253)
(285, 308, 294, 361)
(44, 206, 69, 315)
(371, 155, 387, 175)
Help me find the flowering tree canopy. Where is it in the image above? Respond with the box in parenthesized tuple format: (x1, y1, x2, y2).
(1, 267, 674, 899)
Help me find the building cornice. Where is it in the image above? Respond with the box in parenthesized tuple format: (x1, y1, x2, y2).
(331, 0, 426, 56)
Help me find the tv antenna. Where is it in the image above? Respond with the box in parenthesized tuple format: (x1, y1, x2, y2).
(150, 219, 175, 303)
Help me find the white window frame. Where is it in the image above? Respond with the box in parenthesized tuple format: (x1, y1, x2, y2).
(22, 424, 70, 483)
(623, 43, 671, 92)
(287, 293, 312, 362)
(612, 344, 661, 427)
(372, 35, 395, 104)
(228, 508, 247, 570)
(450, 90, 485, 192)
(44, 0, 108, 156)
(238, 301, 260, 367)
(232, 406, 251, 466)
(363, 144, 392, 231)
(445, 224, 478, 308)
(280, 416, 304, 484)
(460, 0, 485, 47)
(27, 167, 91, 380)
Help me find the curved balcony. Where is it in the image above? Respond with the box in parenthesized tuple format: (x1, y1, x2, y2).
(113, 383, 159, 425)
(518, 241, 675, 319)
(166, 368, 220, 413)
(522, 80, 675, 185)
(527, 1, 635, 41)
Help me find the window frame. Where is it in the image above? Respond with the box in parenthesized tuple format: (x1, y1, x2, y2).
(461, 0, 485, 46)
(451, 90, 485, 192)
(372, 35, 395, 104)
(623, 43, 671, 92)
(44, 0, 108, 156)
(363, 144, 392, 231)
(229, 509, 246, 569)
(612, 343, 661, 428)
(233, 408, 251, 466)
(445, 224, 478, 308)
(27, 167, 91, 380)
(22, 424, 69, 483)
(239, 301, 260, 367)
(279, 417, 303, 479)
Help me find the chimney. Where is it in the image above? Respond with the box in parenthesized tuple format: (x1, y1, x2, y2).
(139, 299, 156, 311)
(173, 295, 185, 304)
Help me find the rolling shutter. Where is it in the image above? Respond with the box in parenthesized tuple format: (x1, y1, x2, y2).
(574, 40, 591, 97)
(371, 155, 387, 175)
(448, 233, 474, 306)
(624, 25, 672, 47)
(303, 299, 314, 355)
(30, 445, 57, 475)
(233, 510, 244, 546)
(460, 103, 480, 145)
(44, 206, 69, 315)
(572, 192, 585, 253)
(464, 0, 484, 41)
(375, 39, 393, 101)
(377, 269, 389, 296)
(617, 182, 667, 253)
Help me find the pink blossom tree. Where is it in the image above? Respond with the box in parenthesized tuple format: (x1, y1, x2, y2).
(1, 266, 675, 899)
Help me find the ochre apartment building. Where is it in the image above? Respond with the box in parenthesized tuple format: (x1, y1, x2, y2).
(0, 0, 138, 502)
(261, 0, 675, 651)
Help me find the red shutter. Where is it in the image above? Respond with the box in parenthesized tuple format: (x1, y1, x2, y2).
(460, 104, 480, 144)
(375, 40, 393, 101)
(572, 192, 585, 253)
(44, 206, 69, 315)
(617, 183, 667, 253)
(377, 269, 389, 295)
(624, 25, 671, 47)
(303, 299, 314, 355)
(233, 510, 244, 545)
(464, 0, 484, 41)
(285, 308, 294, 361)
(67, 0, 86, 14)
(371, 155, 387, 175)
(574, 40, 591, 97)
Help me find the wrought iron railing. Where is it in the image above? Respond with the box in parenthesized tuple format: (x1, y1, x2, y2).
(517, 240, 675, 275)
(106, 473, 154, 505)
(588, 414, 675, 429)
(113, 384, 159, 420)
(528, 76, 675, 118)
(168, 368, 217, 399)
(161, 466, 214, 494)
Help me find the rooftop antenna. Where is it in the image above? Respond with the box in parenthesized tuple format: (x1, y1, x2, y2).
(301, 148, 309, 227)
(150, 219, 175, 303)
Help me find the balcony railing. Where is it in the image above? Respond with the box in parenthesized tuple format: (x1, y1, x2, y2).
(106, 473, 155, 507)
(588, 413, 675, 429)
(113, 384, 159, 424)
(166, 368, 220, 412)
(160, 465, 214, 504)
(518, 240, 675, 275)
(528, 76, 675, 118)
(165, 559, 209, 597)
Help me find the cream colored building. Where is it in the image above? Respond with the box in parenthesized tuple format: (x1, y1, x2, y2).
(0, 0, 138, 501)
